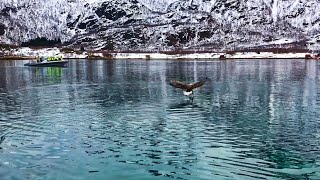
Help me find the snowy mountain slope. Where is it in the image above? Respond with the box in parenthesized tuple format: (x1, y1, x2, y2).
(0, 0, 89, 44)
(0, 0, 319, 51)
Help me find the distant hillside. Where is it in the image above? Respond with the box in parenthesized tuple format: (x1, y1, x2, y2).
(0, 0, 319, 51)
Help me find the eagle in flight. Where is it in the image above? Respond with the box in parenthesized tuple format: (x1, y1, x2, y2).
(169, 78, 208, 101)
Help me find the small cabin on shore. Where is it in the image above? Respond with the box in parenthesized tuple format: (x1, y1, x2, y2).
(219, 55, 226, 60)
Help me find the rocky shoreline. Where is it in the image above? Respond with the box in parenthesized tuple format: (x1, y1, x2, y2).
(0, 47, 319, 60)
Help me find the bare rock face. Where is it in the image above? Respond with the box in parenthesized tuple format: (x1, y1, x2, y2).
(0, 23, 6, 36)
(0, 0, 319, 51)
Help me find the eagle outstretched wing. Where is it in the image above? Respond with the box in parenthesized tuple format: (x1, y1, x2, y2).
(188, 79, 206, 91)
(170, 78, 208, 91)
(169, 80, 190, 90)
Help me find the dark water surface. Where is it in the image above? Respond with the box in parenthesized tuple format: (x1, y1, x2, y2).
(0, 59, 320, 180)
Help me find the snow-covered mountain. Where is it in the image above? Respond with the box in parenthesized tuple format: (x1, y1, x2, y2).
(0, 0, 319, 51)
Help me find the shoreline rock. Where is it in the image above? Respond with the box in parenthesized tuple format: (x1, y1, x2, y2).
(0, 47, 319, 60)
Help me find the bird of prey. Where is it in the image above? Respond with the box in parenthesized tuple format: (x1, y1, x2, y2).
(169, 78, 208, 102)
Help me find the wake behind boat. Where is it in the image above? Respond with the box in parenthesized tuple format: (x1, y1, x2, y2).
(24, 55, 68, 67)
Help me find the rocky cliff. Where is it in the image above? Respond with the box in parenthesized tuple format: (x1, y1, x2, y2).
(0, 0, 319, 51)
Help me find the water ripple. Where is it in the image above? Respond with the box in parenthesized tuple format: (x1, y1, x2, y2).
(0, 59, 319, 179)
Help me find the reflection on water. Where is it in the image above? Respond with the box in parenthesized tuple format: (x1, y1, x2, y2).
(0, 59, 320, 180)
(33, 67, 63, 84)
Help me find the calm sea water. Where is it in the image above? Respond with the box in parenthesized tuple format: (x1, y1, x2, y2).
(0, 59, 320, 180)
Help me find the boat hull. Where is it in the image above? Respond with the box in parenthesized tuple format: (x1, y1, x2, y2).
(24, 61, 68, 67)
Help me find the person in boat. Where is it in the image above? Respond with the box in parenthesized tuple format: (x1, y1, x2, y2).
(37, 56, 44, 62)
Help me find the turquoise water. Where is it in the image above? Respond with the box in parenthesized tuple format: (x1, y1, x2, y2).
(0, 59, 320, 180)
